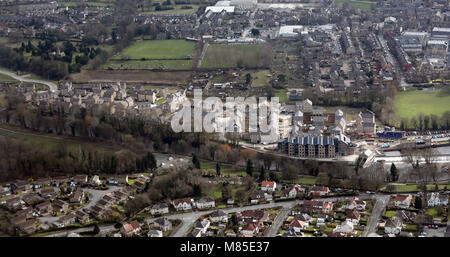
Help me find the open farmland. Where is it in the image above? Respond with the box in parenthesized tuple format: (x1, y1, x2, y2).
(200, 43, 273, 69)
(394, 87, 450, 119)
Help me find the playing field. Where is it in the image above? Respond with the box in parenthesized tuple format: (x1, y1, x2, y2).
(394, 87, 450, 119)
(113, 40, 196, 60)
(200, 43, 272, 69)
(140, 5, 199, 15)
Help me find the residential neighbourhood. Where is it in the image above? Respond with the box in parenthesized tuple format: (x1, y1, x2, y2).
(0, 0, 449, 241)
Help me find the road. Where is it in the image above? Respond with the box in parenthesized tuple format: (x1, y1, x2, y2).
(264, 205, 294, 237)
(0, 68, 58, 92)
(363, 194, 390, 237)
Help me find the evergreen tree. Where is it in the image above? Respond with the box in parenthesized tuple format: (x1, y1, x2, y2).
(193, 184, 202, 197)
(216, 162, 221, 176)
(414, 196, 422, 209)
(192, 154, 200, 169)
(390, 163, 398, 181)
(246, 159, 253, 176)
(259, 166, 265, 181)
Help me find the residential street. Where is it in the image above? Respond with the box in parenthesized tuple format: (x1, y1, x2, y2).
(84, 186, 123, 209)
(363, 194, 390, 237)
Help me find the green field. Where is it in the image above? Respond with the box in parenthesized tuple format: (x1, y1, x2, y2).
(274, 89, 287, 103)
(251, 70, 271, 87)
(200, 44, 271, 69)
(395, 88, 450, 119)
(0, 73, 17, 83)
(113, 40, 196, 60)
(333, 0, 375, 11)
(103, 59, 193, 70)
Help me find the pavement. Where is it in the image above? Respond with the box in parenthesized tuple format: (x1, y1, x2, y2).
(0, 68, 58, 92)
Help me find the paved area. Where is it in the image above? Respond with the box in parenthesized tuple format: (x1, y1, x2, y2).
(84, 186, 123, 209)
(423, 226, 446, 237)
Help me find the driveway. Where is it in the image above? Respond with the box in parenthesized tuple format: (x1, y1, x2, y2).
(0, 68, 58, 92)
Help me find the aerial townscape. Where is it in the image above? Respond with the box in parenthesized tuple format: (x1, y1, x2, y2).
(0, 0, 449, 240)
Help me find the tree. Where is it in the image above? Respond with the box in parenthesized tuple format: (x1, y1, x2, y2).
(259, 166, 265, 182)
(414, 196, 422, 209)
(93, 223, 100, 235)
(230, 214, 238, 226)
(245, 73, 252, 85)
(193, 184, 202, 197)
(192, 154, 201, 169)
(251, 28, 260, 36)
(216, 162, 221, 176)
(246, 159, 253, 176)
(390, 163, 398, 181)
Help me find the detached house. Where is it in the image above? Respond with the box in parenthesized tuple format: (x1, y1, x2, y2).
(209, 210, 228, 223)
(194, 219, 210, 234)
(343, 197, 366, 211)
(261, 181, 277, 192)
(154, 217, 172, 232)
(36, 201, 52, 216)
(427, 193, 449, 207)
(345, 210, 361, 224)
(70, 188, 84, 204)
(250, 190, 266, 204)
(309, 186, 330, 197)
(281, 185, 305, 198)
(53, 200, 69, 213)
(121, 221, 142, 237)
(394, 194, 412, 208)
(385, 216, 403, 235)
(289, 219, 308, 233)
(75, 210, 90, 224)
(173, 198, 192, 211)
(56, 213, 76, 227)
(196, 198, 215, 210)
(150, 203, 169, 215)
(241, 223, 259, 236)
(40, 188, 57, 199)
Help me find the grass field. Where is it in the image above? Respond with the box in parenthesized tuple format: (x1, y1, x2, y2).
(251, 70, 271, 87)
(0, 124, 115, 154)
(274, 89, 287, 103)
(395, 88, 450, 119)
(103, 59, 193, 70)
(200, 44, 271, 69)
(113, 40, 196, 60)
(0, 73, 17, 83)
(333, 0, 375, 11)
